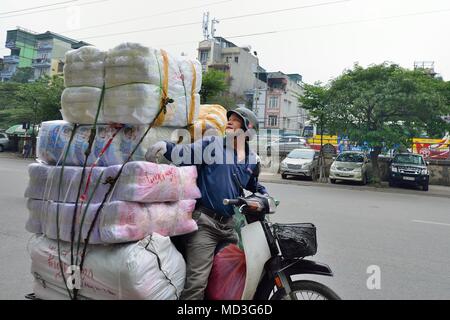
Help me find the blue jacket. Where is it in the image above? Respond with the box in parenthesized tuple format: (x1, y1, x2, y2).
(164, 136, 268, 217)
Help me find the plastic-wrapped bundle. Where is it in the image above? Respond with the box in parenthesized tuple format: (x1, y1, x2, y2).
(61, 87, 104, 124)
(64, 46, 106, 88)
(103, 43, 202, 126)
(103, 83, 161, 125)
(104, 43, 163, 88)
(113, 161, 201, 203)
(190, 104, 228, 141)
(26, 199, 198, 243)
(29, 233, 186, 300)
(62, 46, 106, 124)
(25, 162, 201, 203)
(25, 163, 108, 203)
(36, 120, 183, 166)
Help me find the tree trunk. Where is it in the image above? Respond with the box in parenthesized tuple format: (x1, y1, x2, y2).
(370, 146, 382, 186)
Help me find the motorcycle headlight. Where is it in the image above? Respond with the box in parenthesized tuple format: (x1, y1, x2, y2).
(391, 166, 398, 173)
(421, 168, 428, 175)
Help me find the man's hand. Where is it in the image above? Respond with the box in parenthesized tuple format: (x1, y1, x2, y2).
(145, 141, 167, 163)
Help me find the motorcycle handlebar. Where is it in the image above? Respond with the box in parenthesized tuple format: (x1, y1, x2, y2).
(223, 199, 241, 206)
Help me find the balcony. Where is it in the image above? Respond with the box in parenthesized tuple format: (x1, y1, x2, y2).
(32, 58, 51, 67)
(0, 71, 14, 78)
(5, 40, 17, 49)
(36, 43, 53, 51)
(3, 55, 20, 64)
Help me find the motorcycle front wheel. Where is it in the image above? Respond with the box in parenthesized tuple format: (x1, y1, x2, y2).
(270, 280, 340, 300)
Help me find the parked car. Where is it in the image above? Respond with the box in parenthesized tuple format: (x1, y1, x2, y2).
(267, 136, 307, 157)
(280, 148, 319, 180)
(388, 153, 429, 191)
(0, 132, 10, 152)
(329, 151, 369, 185)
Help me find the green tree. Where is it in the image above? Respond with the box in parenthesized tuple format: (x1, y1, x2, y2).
(327, 63, 450, 183)
(0, 75, 64, 129)
(299, 82, 332, 181)
(10, 67, 34, 83)
(200, 69, 230, 104)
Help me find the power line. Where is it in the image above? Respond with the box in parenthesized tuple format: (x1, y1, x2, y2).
(77, 0, 350, 40)
(0, 0, 111, 19)
(61, 0, 233, 34)
(220, 0, 351, 21)
(154, 7, 450, 47)
(0, 0, 78, 15)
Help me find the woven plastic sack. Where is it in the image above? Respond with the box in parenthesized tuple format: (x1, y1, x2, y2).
(205, 244, 246, 300)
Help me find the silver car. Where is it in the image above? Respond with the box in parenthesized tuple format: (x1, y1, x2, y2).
(0, 132, 10, 152)
(280, 148, 319, 180)
(267, 136, 307, 157)
(329, 151, 369, 185)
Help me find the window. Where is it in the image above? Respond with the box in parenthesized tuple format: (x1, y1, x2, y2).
(234, 56, 239, 63)
(268, 116, 278, 127)
(268, 96, 278, 109)
(200, 51, 209, 63)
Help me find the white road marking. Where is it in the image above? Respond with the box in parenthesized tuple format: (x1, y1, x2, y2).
(412, 220, 450, 227)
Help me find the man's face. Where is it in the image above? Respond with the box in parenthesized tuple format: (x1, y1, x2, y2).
(226, 113, 244, 135)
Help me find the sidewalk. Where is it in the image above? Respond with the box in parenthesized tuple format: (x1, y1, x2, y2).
(0, 151, 34, 160)
(259, 170, 450, 200)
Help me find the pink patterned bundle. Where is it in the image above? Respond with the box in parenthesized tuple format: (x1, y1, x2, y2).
(26, 199, 198, 244)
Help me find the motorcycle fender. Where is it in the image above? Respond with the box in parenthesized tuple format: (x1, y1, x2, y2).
(283, 259, 334, 278)
(240, 222, 272, 300)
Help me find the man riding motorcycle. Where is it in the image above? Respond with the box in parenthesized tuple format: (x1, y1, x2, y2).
(145, 107, 268, 300)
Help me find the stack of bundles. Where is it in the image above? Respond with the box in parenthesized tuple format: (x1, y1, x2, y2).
(29, 233, 186, 300)
(26, 161, 201, 299)
(103, 43, 201, 126)
(61, 46, 106, 124)
(189, 104, 228, 141)
(25, 161, 201, 299)
(36, 120, 185, 166)
(27, 42, 204, 300)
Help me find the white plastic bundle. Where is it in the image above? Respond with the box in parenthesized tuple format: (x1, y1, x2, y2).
(62, 46, 107, 124)
(64, 46, 106, 88)
(26, 199, 198, 243)
(36, 120, 184, 166)
(61, 87, 104, 124)
(103, 43, 202, 126)
(29, 233, 186, 300)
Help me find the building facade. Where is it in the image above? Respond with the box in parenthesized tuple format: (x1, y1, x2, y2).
(263, 72, 305, 134)
(198, 37, 260, 98)
(1, 28, 88, 82)
(1, 28, 37, 82)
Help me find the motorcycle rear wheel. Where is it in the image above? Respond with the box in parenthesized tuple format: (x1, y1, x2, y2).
(270, 280, 340, 300)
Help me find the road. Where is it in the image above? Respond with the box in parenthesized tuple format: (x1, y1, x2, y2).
(0, 157, 449, 299)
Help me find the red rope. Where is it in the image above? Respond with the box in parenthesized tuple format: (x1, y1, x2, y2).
(79, 124, 123, 202)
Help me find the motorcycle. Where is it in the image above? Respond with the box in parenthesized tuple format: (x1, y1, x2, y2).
(209, 193, 340, 300)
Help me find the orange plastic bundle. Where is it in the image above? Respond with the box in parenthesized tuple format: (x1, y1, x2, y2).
(205, 244, 246, 300)
(189, 104, 227, 141)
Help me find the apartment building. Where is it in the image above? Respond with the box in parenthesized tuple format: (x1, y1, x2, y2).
(197, 37, 260, 97)
(1, 28, 89, 82)
(264, 72, 306, 134)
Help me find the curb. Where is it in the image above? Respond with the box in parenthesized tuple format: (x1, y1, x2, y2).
(259, 175, 450, 200)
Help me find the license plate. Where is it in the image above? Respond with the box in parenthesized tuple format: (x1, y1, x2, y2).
(403, 176, 415, 181)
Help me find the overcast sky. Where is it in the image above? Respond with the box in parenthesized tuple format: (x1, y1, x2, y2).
(1, 0, 449, 84)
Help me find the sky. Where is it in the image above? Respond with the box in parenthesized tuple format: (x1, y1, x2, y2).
(1, 0, 449, 84)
